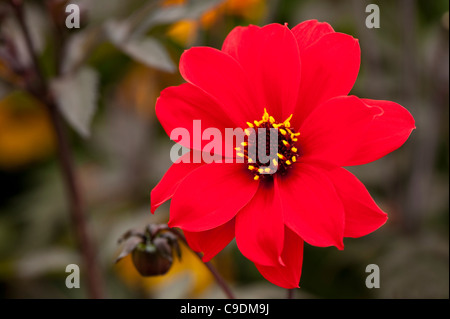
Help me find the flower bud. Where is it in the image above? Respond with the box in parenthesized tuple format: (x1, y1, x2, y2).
(116, 224, 181, 277)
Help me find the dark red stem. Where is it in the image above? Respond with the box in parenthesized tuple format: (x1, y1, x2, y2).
(9, 0, 104, 298)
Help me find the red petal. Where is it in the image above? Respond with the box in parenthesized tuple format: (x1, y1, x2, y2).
(156, 83, 243, 155)
(235, 181, 284, 266)
(179, 47, 257, 127)
(299, 96, 383, 167)
(169, 163, 258, 231)
(279, 164, 345, 249)
(292, 32, 361, 129)
(344, 99, 416, 166)
(326, 167, 388, 238)
(255, 226, 304, 288)
(291, 19, 334, 53)
(222, 24, 301, 121)
(150, 151, 205, 214)
(221, 24, 261, 59)
(183, 218, 235, 262)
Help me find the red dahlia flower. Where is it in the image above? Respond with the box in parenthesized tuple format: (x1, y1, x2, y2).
(151, 20, 415, 288)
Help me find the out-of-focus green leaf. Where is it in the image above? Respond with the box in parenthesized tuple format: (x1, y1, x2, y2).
(133, 0, 224, 36)
(105, 20, 176, 72)
(50, 67, 99, 138)
(61, 28, 103, 76)
(120, 37, 176, 72)
(102, 0, 225, 72)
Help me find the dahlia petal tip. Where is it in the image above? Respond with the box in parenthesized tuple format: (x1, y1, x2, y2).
(167, 219, 176, 228)
(278, 255, 286, 267)
(201, 254, 212, 263)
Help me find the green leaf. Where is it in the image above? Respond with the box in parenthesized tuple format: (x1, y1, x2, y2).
(105, 20, 176, 72)
(60, 27, 103, 75)
(133, 0, 224, 36)
(50, 67, 99, 138)
(121, 37, 176, 72)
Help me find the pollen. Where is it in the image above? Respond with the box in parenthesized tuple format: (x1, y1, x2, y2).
(241, 109, 300, 181)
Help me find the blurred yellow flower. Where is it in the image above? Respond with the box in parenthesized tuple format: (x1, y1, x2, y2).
(115, 242, 215, 297)
(117, 65, 158, 119)
(0, 92, 55, 169)
(166, 20, 198, 47)
(166, 0, 266, 46)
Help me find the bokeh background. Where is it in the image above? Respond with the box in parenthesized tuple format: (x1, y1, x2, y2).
(0, 0, 448, 299)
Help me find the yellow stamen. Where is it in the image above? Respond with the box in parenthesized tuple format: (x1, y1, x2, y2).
(273, 159, 278, 166)
(286, 160, 292, 165)
(264, 167, 271, 173)
(291, 147, 297, 153)
(277, 153, 286, 160)
(248, 165, 255, 170)
(248, 158, 253, 163)
(254, 120, 260, 127)
(279, 128, 287, 136)
(282, 140, 290, 147)
(241, 142, 248, 146)
(258, 168, 264, 174)
(246, 122, 254, 128)
(262, 108, 269, 121)
(292, 156, 297, 162)
(269, 116, 275, 124)
(283, 114, 293, 127)
(235, 147, 241, 151)
(237, 153, 244, 157)
(244, 128, 251, 136)
(254, 175, 260, 181)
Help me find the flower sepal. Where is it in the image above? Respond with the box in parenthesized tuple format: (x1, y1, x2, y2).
(116, 224, 181, 277)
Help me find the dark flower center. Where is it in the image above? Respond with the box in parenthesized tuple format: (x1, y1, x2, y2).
(236, 109, 300, 181)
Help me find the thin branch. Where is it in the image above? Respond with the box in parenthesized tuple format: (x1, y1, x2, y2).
(158, 226, 236, 299)
(287, 289, 295, 299)
(9, 0, 104, 298)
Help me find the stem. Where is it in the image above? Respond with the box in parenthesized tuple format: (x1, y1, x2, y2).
(10, 0, 104, 298)
(166, 227, 236, 299)
(47, 101, 104, 299)
(287, 289, 295, 299)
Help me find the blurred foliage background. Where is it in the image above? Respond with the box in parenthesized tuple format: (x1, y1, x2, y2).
(0, 0, 448, 299)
